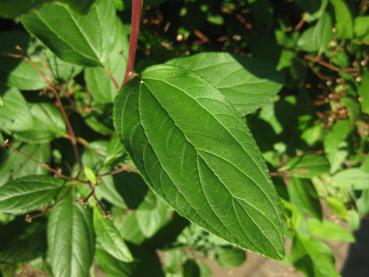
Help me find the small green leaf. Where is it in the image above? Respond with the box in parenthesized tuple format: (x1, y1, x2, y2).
(332, 168, 369, 190)
(354, 16, 369, 42)
(21, 0, 117, 66)
(48, 191, 95, 277)
(93, 207, 133, 262)
(331, 0, 353, 39)
(84, 166, 97, 185)
(14, 103, 66, 143)
(326, 197, 348, 219)
(167, 52, 283, 115)
(291, 235, 339, 277)
(0, 175, 66, 215)
(287, 178, 322, 219)
(308, 218, 354, 242)
(283, 154, 330, 178)
(215, 247, 246, 268)
(298, 12, 333, 53)
(113, 65, 285, 259)
(85, 18, 128, 104)
(0, 88, 33, 132)
(0, 142, 50, 187)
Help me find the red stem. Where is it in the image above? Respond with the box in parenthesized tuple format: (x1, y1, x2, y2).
(123, 0, 143, 85)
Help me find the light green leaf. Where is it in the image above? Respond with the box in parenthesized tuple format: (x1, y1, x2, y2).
(291, 235, 339, 277)
(287, 178, 322, 219)
(308, 218, 354, 242)
(93, 207, 133, 262)
(354, 16, 369, 42)
(136, 197, 169, 238)
(21, 0, 117, 66)
(48, 191, 95, 277)
(85, 18, 128, 104)
(0, 175, 66, 215)
(113, 65, 285, 259)
(326, 197, 348, 219)
(84, 166, 97, 185)
(0, 142, 50, 187)
(0, 88, 33, 132)
(332, 168, 369, 190)
(298, 12, 333, 53)
(14, 103, 66, 143)
(283, 154, 330, 178)
(167, 52, 283, 115)
(331, 0, 353, 39)
(96, 176, 127, 209)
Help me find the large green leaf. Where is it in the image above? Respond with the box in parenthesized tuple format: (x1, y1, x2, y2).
(85, 18, 128, 104)
(21, 0, 117, 66)
(93, 207, 133, 262)
(0, 175, 66, 215)
(167, 52, 283, 115)
(113, 65, 285, 259)
(48, 191, 95, 277)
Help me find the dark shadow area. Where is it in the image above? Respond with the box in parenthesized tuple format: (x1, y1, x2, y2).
(342, 219, 369, 277)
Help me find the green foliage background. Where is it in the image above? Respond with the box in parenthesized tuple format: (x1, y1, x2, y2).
(0, 0, 369, 276)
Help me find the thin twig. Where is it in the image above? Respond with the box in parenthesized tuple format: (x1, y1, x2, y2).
(304, 55, 358, 74)
(104, 66, 120, 91)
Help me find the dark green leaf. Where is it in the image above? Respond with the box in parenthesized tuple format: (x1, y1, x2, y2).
(0, 175, 66, 215)
(0, 218, 46, 263)
(48, 191, 95, 277)
(21, 0, 117, 66)
(167, 53, 283, 115)
(113, 65, 285, 259)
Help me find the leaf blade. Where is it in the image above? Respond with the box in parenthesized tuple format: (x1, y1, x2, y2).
(114, 65, 285, 259)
